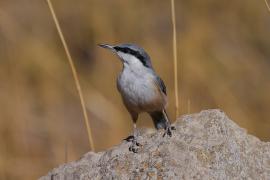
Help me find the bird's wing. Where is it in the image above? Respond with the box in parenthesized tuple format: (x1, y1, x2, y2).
(154, 76, 167, 95)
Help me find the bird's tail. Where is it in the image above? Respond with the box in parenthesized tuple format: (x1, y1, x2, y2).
(149, 110, 170, 130)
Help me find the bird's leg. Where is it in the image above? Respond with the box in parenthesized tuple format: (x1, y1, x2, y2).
(162, 110, 176, 137)
(128, 123, 141, 153)
(124, 123, 140, 153)
(124, 123, 137, 142)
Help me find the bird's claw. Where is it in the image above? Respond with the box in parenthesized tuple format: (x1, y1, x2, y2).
(124, 135, 141, 153)
(129, 145, 139, 153)
(163, 126, 175, 137)
(124, 135, 135, 142)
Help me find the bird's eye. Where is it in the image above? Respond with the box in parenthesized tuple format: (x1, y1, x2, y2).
(113, 46, 121, 52)
(114, 47, 131, 54)
(114, 46, 151, 68)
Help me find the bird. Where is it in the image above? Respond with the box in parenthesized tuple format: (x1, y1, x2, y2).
(98, 43, 175, 152)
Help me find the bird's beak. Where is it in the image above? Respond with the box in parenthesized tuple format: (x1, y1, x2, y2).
(98, 44, 115, 51)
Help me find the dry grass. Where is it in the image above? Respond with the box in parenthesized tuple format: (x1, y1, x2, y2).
(1, 0, 270, 179)
(46, 0, 95, 151)
(265, 0, 270, 12)
(188, 99, 191, 114)
(170, 0, 180, 118)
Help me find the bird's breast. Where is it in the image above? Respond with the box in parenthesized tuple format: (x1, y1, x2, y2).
(117, 69, 166, 112)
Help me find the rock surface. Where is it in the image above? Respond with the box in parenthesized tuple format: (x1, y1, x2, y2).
(40, 109, 270, 180)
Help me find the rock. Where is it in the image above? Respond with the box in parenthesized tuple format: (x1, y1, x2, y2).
(40, 109, 270, 180)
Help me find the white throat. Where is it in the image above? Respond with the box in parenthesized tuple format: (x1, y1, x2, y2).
(117, 52, 144, 69)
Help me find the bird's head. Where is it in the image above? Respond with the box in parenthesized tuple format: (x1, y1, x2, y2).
(98, 43, 153, 69)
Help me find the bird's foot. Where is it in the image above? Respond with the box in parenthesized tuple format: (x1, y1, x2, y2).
(124, 135, 141, 153)
(129, 142, 139, 153)
(124, 135, 135, 142)
(163, 125, 176, 137)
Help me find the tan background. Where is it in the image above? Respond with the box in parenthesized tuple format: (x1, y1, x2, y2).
(0, 0, 270, 179)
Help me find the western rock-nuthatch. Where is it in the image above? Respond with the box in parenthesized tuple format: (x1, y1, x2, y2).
(99, 43, 174, 152)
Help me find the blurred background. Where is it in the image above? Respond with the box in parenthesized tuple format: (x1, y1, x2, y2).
(0, 0, 270, 179)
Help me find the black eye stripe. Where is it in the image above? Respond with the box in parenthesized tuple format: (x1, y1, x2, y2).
(114, 46, 150, 68)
